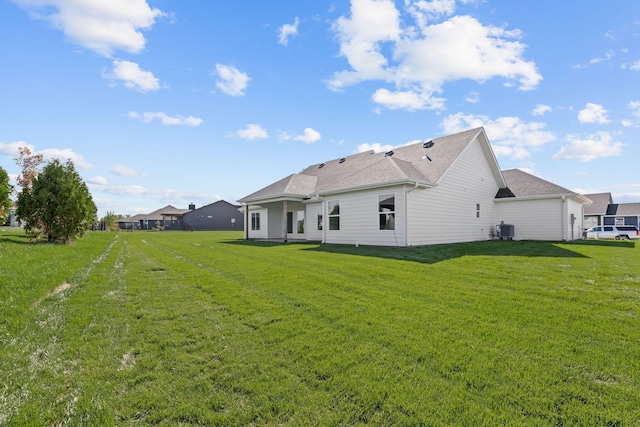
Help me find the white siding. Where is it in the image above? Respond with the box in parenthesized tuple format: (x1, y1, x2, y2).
(566, 199, 584, 241)
(407, 137, 500, 246)
(305, 202, 323, 241)
(495, 198, 563, 241)
(324, 186, 406, 246)
(248, 208, 268, 239)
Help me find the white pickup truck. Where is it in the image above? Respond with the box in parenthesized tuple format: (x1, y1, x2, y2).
(584, 225, 639, 240)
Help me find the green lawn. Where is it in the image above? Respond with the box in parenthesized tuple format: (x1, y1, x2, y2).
(1, 228, 639, 425)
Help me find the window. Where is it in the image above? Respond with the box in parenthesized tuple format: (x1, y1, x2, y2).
(328, 200, 340, 230)
(287, 212, 293, 234)
(251, 212, 260, 230)
(476, 203, 480, 219)
(615, 217, 624, 226)
(379, 194, 395, 230)
(317, 214, 323, 230)
(297, 211, 305, 234)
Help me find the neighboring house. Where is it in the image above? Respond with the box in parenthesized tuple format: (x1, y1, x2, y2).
(603, 203, 640, 227)
(496, 169, 589, 241)
(116, 216, 140, 230)
(117, 205, 189, 230)
(583, 192, 613, 229)
(183, 200, 244, 231)
(160, 206, 192, 230)
(238, 127, 591, 246)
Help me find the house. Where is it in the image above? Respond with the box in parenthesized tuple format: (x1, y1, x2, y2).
(117, 205, 190, 230)
(183, 200, 244, 231)
(496, 169, 589, 241)
(582, 193, 640, 229)
(603, 203, 640, 227)
(238, 127, 591, 246)
(583, 192, 613, 229)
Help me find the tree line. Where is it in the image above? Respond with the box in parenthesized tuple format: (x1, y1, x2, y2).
(0, 148, 96, 243)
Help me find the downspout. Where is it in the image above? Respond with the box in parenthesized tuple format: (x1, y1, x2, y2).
(405, 182, 420, 247)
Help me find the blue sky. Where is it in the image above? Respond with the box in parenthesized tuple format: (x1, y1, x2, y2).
(1, 0, 639, 218)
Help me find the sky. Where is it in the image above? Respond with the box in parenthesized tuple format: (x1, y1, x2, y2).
(1, 0, 640, 218)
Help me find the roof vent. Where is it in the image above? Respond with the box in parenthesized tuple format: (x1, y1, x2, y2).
(385, 150, 394, 157)
(339, 157, 346, 163)
(422, 140, 434, 161)
(318, 162, 325, 169)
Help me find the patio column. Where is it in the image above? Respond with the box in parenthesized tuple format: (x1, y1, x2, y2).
(244, 204, 249, 239)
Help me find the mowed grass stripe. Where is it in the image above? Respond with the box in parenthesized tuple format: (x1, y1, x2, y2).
(1, 230, 639, 425)
(114, 232, 639, 425)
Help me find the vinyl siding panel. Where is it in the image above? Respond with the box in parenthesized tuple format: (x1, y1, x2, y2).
(566, 199, 584, 241)
(495, 198, 562, 241)
(305, 202, 323, 241)
(324, 186, 406, 246)
(407, 137, 500, 245)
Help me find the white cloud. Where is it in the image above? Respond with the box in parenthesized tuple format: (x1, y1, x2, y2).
(553, 132, 625, 162)
(111, 164, 147, 177)
(441, 112, 555, 159)
(39, 148, 92, 169)
(88, 175, 108, 186)
(278, 17, 299, 46)
(0, 141, 34, 157)
(464, 91, 480, 104)
(279, 128, 322, 144)
(13, 0, 164, 57)
(629, 60, 640, 71)
(104, 60, 160, 92)
(589, 50, 615, 65)
(578, 103, 611, 124)
(294, 128, 322, 143)
(532, 104, 552, 116)
(0, 141, 90, 169)
(408, 0, 457, 24)
(372, 88, 445, 110)
(128, 111, 202, 126)
(329, 1, 541, 110)
(628, 100, 640, 120)
(214, 64, 251, 96)
(354, 142, 394, 154)
(233, 124, 269, 140)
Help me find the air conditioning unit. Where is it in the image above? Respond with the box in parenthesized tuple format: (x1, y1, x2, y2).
(496, 222, 514, 240)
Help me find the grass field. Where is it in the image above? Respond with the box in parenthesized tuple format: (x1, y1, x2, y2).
(1, 228, 639, 426)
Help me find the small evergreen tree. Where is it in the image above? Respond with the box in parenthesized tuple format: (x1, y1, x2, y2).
(16, 159, 97, 243)
(0, 166, 12, 224)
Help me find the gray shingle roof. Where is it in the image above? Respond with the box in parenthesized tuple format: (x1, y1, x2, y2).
(239, 127, 488, 203)
(607, 203, 640, 216)
(499, 169, 578, 198)
(583, 193, 613, 215)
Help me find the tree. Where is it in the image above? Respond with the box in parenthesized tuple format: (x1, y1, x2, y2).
(100, 211, 123, 232)
(16, 159, 97, 243)
(0, 166, 12, 224)
(15, 147, 44, 190)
